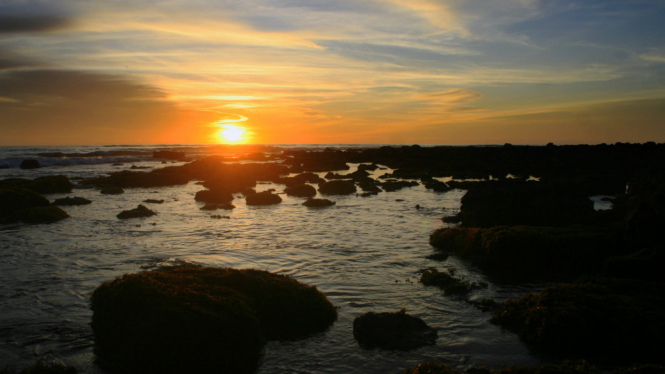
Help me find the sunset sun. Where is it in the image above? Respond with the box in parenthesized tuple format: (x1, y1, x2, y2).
(218, 124, 246, 143)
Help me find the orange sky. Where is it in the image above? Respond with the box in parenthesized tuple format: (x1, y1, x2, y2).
(1, 0, 665, 145)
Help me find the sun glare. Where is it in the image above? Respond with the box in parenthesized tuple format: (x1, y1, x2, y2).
(219, 124, 245, 143)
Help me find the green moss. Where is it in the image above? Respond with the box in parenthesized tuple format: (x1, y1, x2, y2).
(91, 266, 337, 373)
(419, 268, 488, 295)
(489, 278, 665, 365)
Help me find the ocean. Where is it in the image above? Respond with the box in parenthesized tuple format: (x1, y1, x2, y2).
(0, 144, 552, 373)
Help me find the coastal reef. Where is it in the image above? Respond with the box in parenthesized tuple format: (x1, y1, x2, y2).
(52, 197, 92, 206)
(90, 266, 337, 373)
(318, 180, 357, 195)
(0, 176, 73, 194)
(419, 268, 488, 295)
(353, 309, 437, 350)
(0, 188, 69, 224)
(246, 191, 282, 205)
(487, 277, 665, 366)
(303, 198, 336, 207)
(284, 183, 317, 197)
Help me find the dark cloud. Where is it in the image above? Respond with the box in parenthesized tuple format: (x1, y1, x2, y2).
(0, 15, 71, 33)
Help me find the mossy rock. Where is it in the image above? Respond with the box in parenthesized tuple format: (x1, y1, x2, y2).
(353, 309, 437, 350)
(303, 198, 336, 207)
(489, 278, 665, 365)
(318, 180, 356, 195)
(91, 267, 337, 373)
(116, 204, 156, 219)
(284, 183, 317, 197)
(194, 189, 233, 204)
(429, 224, 622, 278)
(246, 191, 282, 206)
(52, 197, 92, 206)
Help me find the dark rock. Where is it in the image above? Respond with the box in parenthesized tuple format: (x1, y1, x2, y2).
(143, 199, 165, 204)
(220, 202, 236, 210)
(111, 163, 124, 166)
(100, 187, 124, 195)
(489, 278, 665, 365)
(130, 165, 151, 170)
(246, 191, 282, 205)
(445, 180, 478, 190)
(0, 188, 51, 223)
(401, 360, 602, 374)
(318, 180, 356, 195)
(456, 179, 596, 228)
(20, 159, 40, 169)
(419, 268, 487, 295)
(429, 224, 623, 278)
(52, 196, 92, 206)
(0, 176, 74, 194)
(13, 206, 70, 224)
(200, 203, 219, 210)
(624, 163, 665, 249)
(9, 360, 79, 374)
(357, 163, 379, 171)
(358, 181, 382, 194)
(303, 198, 336, 207)
(284, 184, 317, 197)
(423, 180, 450, 192)
(82, 170, 190, 189)
(195, 189, 233, 204)
(116, 204, 156, 219)
(353, 309, 437, 350)
(324, 172, 352, 180)
(380, 180, 419, 192)
(90, 266, 337, 373)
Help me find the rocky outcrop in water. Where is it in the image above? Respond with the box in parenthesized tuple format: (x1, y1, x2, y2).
(246, 191, 282, 206)
(318, 180, 356, 195)
(303, 198, 336, 207)
(284, 184, 317, 197)
(116, 204, 156, 219)
(0, 188, 69, 224)
(20, 160, 40, 169)
(90, 266, 337, 373)
(353, 309, 437, 350)
(100, 187, 124, 195)
(0, 176, 74, 194)
(52, 197, 92, 206)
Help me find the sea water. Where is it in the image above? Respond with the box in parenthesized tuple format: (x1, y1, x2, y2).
(0, 145, 545, 373)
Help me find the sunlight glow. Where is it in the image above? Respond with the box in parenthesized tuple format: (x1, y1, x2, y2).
(218, 124, 246, 143)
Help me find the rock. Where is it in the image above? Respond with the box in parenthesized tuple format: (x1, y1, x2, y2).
(82, 170, 190, 189)
(111, 163, 124, 166)
(13, 206, 70, 224)
(246, 191, 282, 205)
(116, 204, 156, 219)
(455, 179, 596, 228)
(429, 225, 622, 278)
(489, 278, 665, 365)
(195, 189, 233, 204)
(219, 202, 236, 210)
(419, 268, 487, 295)
(100, 187, 124, 195)
(423, 180, 450, 192)
(90, 266, 337, 373)
(624, 163, 665, 249)
(130, 165, 151, 169)
(380, 180, 419, 192)
(143, 199, 165, 204)
(284, 183, 317, 197)
(318, 180, 356, 195)
(303, 198, 336, 207)
(401, 360, 603, 374)
(357, 163, 379, 171)
(358, 181, 382, 194)
(52, 196, 92, 206)
(9, 360, 79, 374)
(200, 203, 219, 210)
(0, 175, 74, 194)
(20, 159, 40, 169)
(0, 188, 53, 223)
(353, 309, 437, 350)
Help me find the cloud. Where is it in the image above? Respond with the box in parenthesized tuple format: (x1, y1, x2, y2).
(0, 15, 71, 33)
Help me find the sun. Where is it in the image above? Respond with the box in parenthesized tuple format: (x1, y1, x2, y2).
(218, 124, 245, 143)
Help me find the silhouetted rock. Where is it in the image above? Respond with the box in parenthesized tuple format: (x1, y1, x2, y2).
(624, 163, 665, 249)
(419, 268, 487, 295)
(0, 175, 74, 194)
(423, 180, 450, 192)
(90, 266, 337, 373)
(195, 189, 233, 204)
(143, 199, 164, 204)
(8, 360, 79, 374)
(429, 225, 622, 278)
(82, 170, 190, 189)
(379, 180, 419, 192)
(489, 278, 665, 366)
(20, 159, 40, 169)
(401, 360, 603, 374)
(0, 188, 52, 223)
(284, 184, 317, 197)
(200, 203, 219, 210)
(246, 191, 282, 205)
(318, 180, 356, 195)
(52, 196, 92, 206)
(116, 204, 156, 219)
(353, 309, 437, 350)
(455, 179, 596, 228)
(303, 198, 336, 207)
(100, 187, 124, 195)
(219, 202, 236, 210)
(357, 163, 379, 171)
(13, 206, 70, 224)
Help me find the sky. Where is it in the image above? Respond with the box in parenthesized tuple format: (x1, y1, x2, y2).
(1, 0, 665, 145)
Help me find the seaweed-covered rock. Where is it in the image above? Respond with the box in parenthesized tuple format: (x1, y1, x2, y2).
(419, 268, 487, 295)
(20, 160, 40, 169)
(303, 198, 336, 207)
(353, 309, 437, 350)
(116, 204, 156, 219)
(52, 197, 92, 206)
(0, 176, 74, 194)
(429, 225, 622, 278)
(489, 278, 665, 365)
(195, 189, 233, 204)
(13, 206, 70, 224)
(100, 187, 124, 195)
(90, 266, 337, 373)
(455, 179, 596, 228)
(246, 191, 282, 205)
(318, 180, 356, 195)
(0, 188, 68, 224)
(284, 183, 317, 197)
